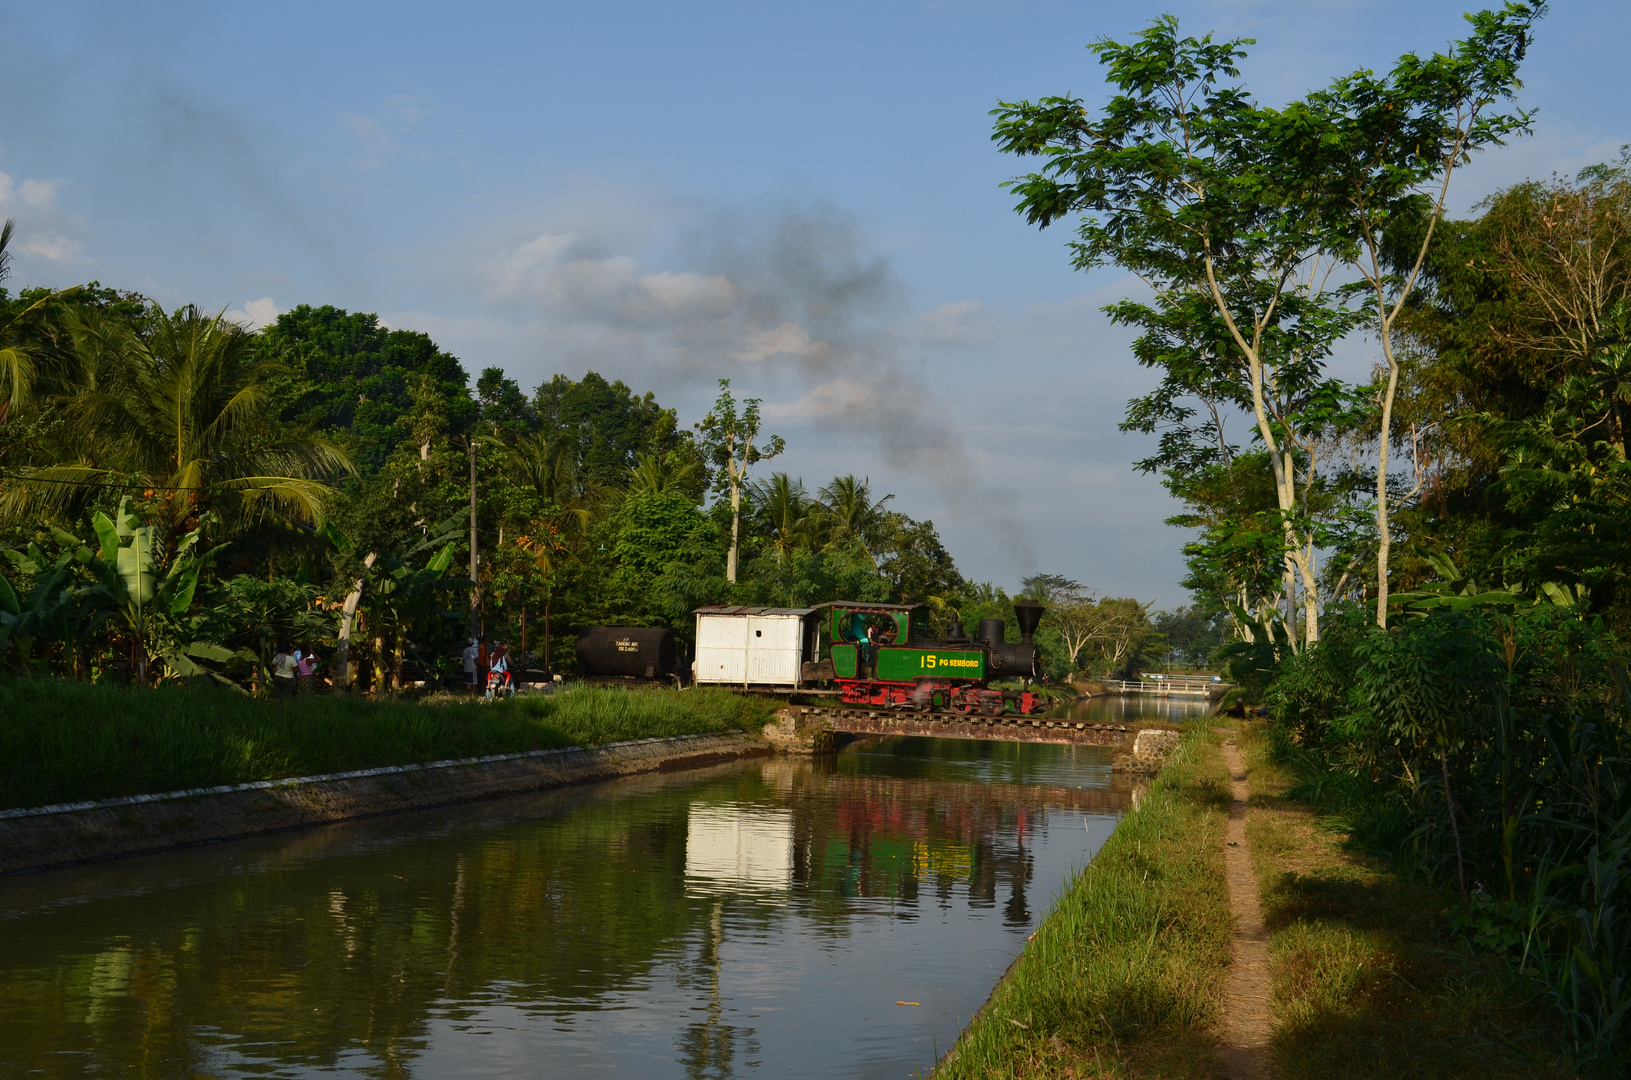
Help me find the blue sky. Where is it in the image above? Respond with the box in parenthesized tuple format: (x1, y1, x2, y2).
(3, 1, 1627, 603)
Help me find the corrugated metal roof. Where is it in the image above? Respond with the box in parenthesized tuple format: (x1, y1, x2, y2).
(692, 605, 824, 616)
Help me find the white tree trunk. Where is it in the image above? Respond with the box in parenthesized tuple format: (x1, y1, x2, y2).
(336, 552, 378, 690)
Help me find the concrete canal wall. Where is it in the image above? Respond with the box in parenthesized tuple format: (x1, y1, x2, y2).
(0, 732, 762, 876)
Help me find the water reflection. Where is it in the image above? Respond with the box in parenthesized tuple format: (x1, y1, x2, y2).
(685, 806, 794, 896)
(0, 737, 1137, 1079)
(1049, 692, 1217, 725)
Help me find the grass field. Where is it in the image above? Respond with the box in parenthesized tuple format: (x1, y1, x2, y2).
(935, 721, 1234, 1079)
(0, 679, 781, 812)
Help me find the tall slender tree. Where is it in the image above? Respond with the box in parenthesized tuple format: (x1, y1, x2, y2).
(697, 379, 783, 584)
(1284, 0, 1544, 625)
(993, 18, 1361, 647)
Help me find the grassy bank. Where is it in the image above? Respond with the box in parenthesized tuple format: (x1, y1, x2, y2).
(0, 679, 780, 812)
(936, 722, 1233, 1079)
(1235, 722, 1578, 1079)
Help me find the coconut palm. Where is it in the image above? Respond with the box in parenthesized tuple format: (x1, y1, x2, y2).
(500, 427, 581, 505)
(815, 474, 893, 551)
(752, 472, 816, 564)
(0, 218, 81, 421)
(1, 304, 353, 536)
(627, 449, 699, 497)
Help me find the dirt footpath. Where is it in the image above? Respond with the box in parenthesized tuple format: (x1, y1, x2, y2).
(1220, 739, 1272, 1079)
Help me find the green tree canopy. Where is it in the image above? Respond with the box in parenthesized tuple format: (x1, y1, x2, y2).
(262, 305, 476, 472)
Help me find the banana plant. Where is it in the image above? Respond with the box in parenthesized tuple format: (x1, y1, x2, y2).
(71, 497, 244, 685)
(366, 536, 463, 693)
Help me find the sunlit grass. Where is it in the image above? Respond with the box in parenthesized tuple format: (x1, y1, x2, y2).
(934, 723, 1232, 1079)
(0, 679, 779, 811)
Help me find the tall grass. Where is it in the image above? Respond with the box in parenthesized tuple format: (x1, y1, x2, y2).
(0, 679, 779, 811)
(935, 723, 1232, 1079)
(1260, 604, 1631, 1070)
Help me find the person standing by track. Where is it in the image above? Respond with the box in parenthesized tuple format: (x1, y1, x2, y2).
(462, 638, 480, 694)
(295, 646, 320, 695)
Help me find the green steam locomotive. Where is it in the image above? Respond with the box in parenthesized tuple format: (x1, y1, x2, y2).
(824, 599, 1046, 714)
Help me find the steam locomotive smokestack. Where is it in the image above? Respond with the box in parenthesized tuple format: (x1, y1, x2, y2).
(1013, 601, 1044, 643)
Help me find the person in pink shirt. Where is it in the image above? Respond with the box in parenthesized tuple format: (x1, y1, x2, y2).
(295, 646, 320, 695)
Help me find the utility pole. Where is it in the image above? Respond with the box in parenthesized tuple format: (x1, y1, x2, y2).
(468, 437, 480, 639)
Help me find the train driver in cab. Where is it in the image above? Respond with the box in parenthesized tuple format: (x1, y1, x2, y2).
(842, 612, 874, 677)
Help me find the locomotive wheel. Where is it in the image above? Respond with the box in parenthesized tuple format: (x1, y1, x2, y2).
(982, 698, 1003, 717)
(951, 693, 975, 715)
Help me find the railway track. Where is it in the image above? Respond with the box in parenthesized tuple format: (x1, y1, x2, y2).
(791, 706, 1145, 747)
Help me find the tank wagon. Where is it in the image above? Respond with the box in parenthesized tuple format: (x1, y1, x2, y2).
(575, 626, 680, 684)
(691, 600, 1047, 715)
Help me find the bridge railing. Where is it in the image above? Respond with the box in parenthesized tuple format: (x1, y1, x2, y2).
(1103, 678, 1230, 695)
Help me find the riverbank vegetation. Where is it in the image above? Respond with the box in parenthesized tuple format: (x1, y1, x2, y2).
(937, 722, 1233, 1078)
(997, 2, 1629, 1067)
(0, 267, 1172, 693)
(0, 681, 779, 812)
(941, 721, 1579, 1078)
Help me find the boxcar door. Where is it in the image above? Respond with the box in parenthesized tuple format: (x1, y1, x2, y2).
(696, 615, 748, 684)
(745, 615, 800, 687)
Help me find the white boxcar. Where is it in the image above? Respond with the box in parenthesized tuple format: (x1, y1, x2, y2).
(692, 606, 824, 688)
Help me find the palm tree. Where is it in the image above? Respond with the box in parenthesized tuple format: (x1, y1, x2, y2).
(627, 449, 700, 496)
(752, 471, 816, 564)
(815, 474, 893, 556)
(1, 304, 353, 536)
(495, 426, 595, 673)
(0, 219, 81, 422)
(500, 427, 581, 505)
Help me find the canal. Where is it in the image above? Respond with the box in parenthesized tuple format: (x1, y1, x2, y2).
(0, 699, 1208, 1079)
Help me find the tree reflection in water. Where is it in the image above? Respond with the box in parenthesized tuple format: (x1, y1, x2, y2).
(0, 736, 1136, 1079)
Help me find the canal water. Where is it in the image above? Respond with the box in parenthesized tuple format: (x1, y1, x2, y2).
(0, 700, 1209, 1080)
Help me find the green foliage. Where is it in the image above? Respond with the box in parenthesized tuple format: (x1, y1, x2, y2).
(535, 371, 694, 493)
(1151, 606, 1227, 668)
(2, 303, 354, 538)
(1261, 603, 1631, 1064)
(262, 304, 476, 473)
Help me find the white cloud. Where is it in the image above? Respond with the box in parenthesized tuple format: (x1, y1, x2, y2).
(735, 321, 823, 362)
(227, 296, 281, 329)
(0, 163, 86, 265)
(481, 232, 736, 327)
(911, 299, 988, 344)
(19, 178, 56, 209)
(630, 270, 735, 320)
(763, 379, 875, 419)
(484, 231, 578, 301)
